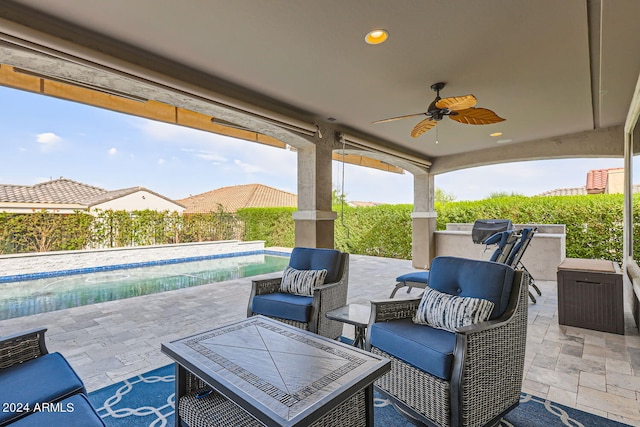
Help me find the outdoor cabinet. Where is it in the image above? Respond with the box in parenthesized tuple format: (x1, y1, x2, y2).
(557, 258, 624, 335)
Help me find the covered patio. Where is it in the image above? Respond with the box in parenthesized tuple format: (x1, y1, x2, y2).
(1, 1, 640, 267)
(1, 1, 640, 426)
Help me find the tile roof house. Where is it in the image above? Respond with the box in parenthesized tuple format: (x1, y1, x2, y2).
(536, 187, 587, 197)
(348, 201, 384, 207)
(177, 184, 297, 214)
(0, 178, 185, 214)
(538, 168, 640, 196)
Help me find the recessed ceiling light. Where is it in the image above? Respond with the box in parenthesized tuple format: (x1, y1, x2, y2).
(490, 132, 503, 137)
(365, 29, 389, 45)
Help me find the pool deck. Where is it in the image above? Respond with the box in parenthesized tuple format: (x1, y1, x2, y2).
(1, 251, 640, 425)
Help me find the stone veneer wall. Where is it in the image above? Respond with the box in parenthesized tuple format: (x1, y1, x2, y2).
(0, 240, 268, 280)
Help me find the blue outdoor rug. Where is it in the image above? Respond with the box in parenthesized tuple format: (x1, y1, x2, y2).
(88, 364, 631, 427)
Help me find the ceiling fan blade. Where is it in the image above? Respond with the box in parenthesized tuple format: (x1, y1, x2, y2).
(435, 94, 477, 111)
(410, 118, 438, 137)
(372, 112, 426, 124)
(449, 107, 505, 125)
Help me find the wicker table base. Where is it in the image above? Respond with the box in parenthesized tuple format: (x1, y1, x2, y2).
(178, 383, 367, 427)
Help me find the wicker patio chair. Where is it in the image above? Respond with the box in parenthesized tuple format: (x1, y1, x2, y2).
(0, 328, 105, 426)
(247, 247, 349, 339)
(389, 230, 517, 298)
(367, 256, 528, 427)
(0, 327, 50, 370)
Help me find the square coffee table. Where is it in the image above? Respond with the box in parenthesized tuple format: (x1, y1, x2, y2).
(161, 315, 390, 427)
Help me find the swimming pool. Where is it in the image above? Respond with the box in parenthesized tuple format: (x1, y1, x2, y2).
(0, 254, 289, 320)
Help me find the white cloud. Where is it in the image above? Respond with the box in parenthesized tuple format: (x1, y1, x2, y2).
(158, 158, 166, 165)
(196, 152, 228, 163)
(234, 159, 265, 174)
(108, 147, 117, 155)
(36, 132, 61, 144)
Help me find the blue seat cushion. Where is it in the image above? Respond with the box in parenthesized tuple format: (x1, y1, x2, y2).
(9, 394, 105, 427)
(0, 352, 86, 425)
(427, 256, 514, 319)
(289, 247, 342, 283)
(396, 271, 429, 284)
(370, 318, 456, 380)
(251, 292, 314, 323)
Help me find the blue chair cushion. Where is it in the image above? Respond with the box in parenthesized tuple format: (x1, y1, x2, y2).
(396, 271, 430, 284)
(506, 228, 534, 266)
(485, 230, 513, 262)
(0, 352, 86, 425)
(289, 247, 342, 283)
(9, 394, 105, 427)
(370, 318, 456, 380)
(427, 256, 514, 319)
(251, 292, 314, 323)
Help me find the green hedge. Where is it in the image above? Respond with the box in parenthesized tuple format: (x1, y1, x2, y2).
(238, 194, 640, 263)
(333, 205, 412, 258)
(0, 211, 94, 253)
(436, 194, 633, 261)
(1, 194, 638, 262)
(236, 205, 414, 258)
(236, 207, 297, 248)
(0, 210, 242, 254)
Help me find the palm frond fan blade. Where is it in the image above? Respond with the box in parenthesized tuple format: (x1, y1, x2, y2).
(411, 118, 438, 137)
(449, 108, 505, 125)
(435, 94, 477, 111)
(372, 113, 426, 124)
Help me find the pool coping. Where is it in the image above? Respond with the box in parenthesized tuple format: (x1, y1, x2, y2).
(0, 249, 290, 284)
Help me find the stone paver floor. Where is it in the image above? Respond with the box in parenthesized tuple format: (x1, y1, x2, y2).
(1, 254, 639, 425)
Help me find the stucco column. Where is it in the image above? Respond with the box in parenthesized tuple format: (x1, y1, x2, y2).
(293, 137, 336, 248)
(412, 171, 436, 269)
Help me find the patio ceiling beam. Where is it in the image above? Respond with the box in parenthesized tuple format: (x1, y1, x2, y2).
(587, 0, 602, 129)
(429, 125, 627, 175)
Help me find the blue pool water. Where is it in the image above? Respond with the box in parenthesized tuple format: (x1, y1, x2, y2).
(0, 254, 289, 320)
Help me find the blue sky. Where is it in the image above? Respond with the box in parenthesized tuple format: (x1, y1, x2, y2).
(0, 85, 632, 203)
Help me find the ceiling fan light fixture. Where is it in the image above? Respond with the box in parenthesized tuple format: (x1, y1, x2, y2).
(365, 29, 389, 45)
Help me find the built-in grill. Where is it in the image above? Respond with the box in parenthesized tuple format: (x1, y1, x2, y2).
(471, 219, 513, 244)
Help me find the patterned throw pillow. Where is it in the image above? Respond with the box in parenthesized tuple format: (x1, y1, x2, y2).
(413, 287, 495, 333)
(279, 266, 328, 296)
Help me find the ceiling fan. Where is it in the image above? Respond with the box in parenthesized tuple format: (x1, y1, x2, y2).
(373, 82, 505, 138)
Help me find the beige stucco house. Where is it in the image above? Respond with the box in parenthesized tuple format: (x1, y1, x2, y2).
(0, 178, 185, 214)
